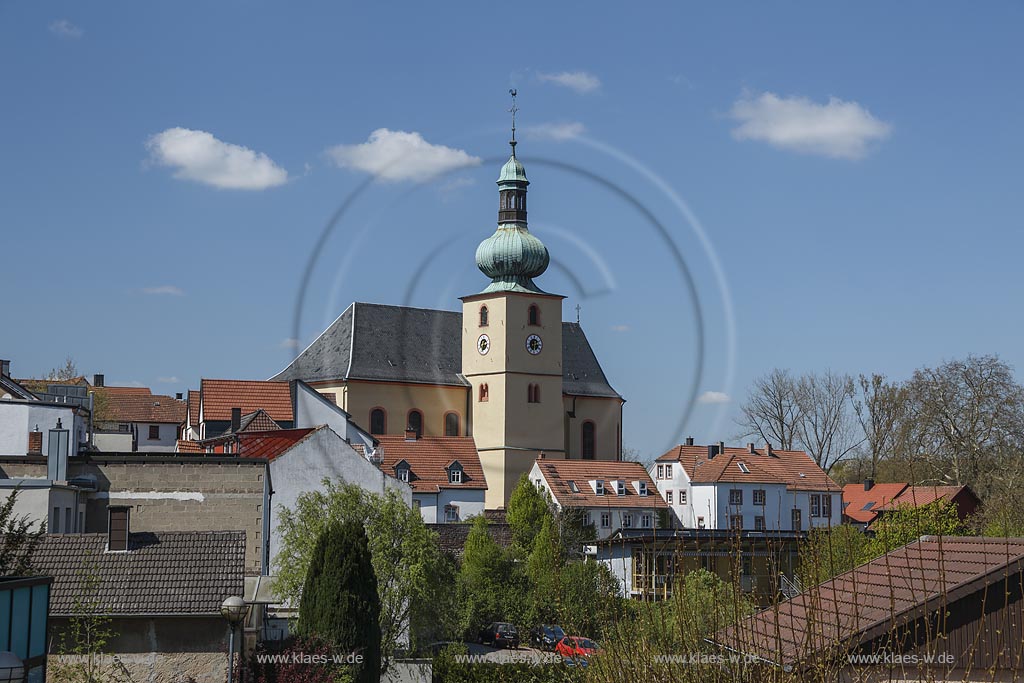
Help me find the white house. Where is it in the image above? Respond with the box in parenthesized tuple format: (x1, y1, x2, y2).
(529, 458, 667, 540)
(93, 386, 186, 452)
(651, 440, 842, 531)
(375, 433, 487, 524)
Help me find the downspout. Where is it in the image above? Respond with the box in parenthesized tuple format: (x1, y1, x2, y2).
(88, 392, 95, 449)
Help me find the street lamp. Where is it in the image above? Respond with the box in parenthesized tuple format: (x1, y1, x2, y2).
(0, 652, 24, 683)
(221, 596, 248, 683)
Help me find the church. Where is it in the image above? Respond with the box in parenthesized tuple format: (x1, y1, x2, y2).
(272, 132, 624, 509)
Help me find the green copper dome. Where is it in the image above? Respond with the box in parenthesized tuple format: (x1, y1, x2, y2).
(498, 154, 528, 186)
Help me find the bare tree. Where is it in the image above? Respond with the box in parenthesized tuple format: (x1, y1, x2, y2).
(45, 356, 80, 381)
(795, 371, 861, 473)
(853, 374, 909, 480)
(736, 369, 804, 450)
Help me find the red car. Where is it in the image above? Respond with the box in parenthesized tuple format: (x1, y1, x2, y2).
(555, 636, 600, 658)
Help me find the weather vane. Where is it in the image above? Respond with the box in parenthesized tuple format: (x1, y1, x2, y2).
(509, 89, 518, 148)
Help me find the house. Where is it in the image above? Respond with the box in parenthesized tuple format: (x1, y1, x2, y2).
(92, 383, 186, 452)
(36, 522, 245, 683)
(875, 484, 980, 522)
(528, 458, 667, 540)
(0, 359, 90, 457)
(192, 378, 294, 440)
(652, 440, 842, 531)
(710, 536, 1024, 679)
(841, 479, 981, 529)
(375, 433, 486, 523)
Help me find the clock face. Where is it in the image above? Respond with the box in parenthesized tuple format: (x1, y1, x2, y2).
(477, 334, 490, 355)
(526, 334, 543, 355)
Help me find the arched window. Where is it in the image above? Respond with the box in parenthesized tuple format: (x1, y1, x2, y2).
(444, 412, 460, 437)
(528, 304, 540, 326)
(581, 421, 596, 460)
(528, 384, 540, 403)
(479, 305, 489, 327)
(407, 410, 423, 438)
(369, 408, 386, 435)
(479, 383, 489, 402)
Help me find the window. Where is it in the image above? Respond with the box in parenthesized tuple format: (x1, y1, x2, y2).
(148, 425, 160, 440)
(370, 408, 386, 435)
(701, 555, 714, 572)
(656, 464, 664, 479)
(584, 512, 592, 527)
(755, 516, 766, 531)
(810, 494, 821, 518)
(528, 384, 540, 403)
(742, 557, 753, 576)
(641, 513, 652, 528)
(622, 513, 633, 528)
(444, 412, 460, 437)
(594, 480, 605, 496)
(65, 507, 71, 533)
(600, 511, 610, 528)
(581, 422, 596, 460)
(697, 516, 705, 529)
(479, 383, 489, 402)
(823, 494, 832, 517)
(729, 489, 743, 506)
(730, 515, 743, 531)
(679, 490, 687, 505)
(615, 481, 626, 496)
(412, 499, 421, 511)
(78, 510, 84, 532)
(569, 480, 580, 493)
(407, 410, 423, 438)
(479, 305, 489, 327)
(444, 505, 460, 523)
(118, 424, 129, 433)
(528, 304, 540, 326)
(792, 509, 802, 531)
(396, 466, 410, 483)
(666, 490, 673, 505)
(449, 467, 463, 484)
(638, 481, 648, 496)
(753, 489, 766, 506)
(738, 462, 750, 474)
(52, 507, 60, 534)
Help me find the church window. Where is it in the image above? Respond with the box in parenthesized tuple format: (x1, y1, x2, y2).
(444, 412, 460, 437)
(479, 383, 489, 402)
(479, 305, 489, 327)
(370, 408, 386, 435)
(581, 421, 596, 460)
(407, 410, 423, 438)
(528, 304, 540, 326)
(528, 383, 540, 403)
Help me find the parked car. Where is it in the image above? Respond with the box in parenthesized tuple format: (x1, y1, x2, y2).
(478, 622, 520, 649)
(555, 636, 600, 659)
(529, 624, 566, 651)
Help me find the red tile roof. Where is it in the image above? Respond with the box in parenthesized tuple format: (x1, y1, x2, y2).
(376, 435, 486, 493)
(534, 459, 667, 509)
(657, 444, 840, 492)
(97, 389, 186, 424)
(236, 428, 316, 461)
(841, 482, 909, 524)
(187, 390, 200, 426)
(877, 485, 973, 511)
(200, 379, 293, 422)
(713, 536, 1024, 669)
(176, 439, 204, 454)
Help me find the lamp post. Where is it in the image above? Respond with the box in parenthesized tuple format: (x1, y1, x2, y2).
(221, 596, 247, 683)
(0, 652, 24, 683)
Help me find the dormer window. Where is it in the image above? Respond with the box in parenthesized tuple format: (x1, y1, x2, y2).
(637, 481, 648, 496)
(479, 306, 489, 327)
(615, 480, 626, 496)
(447, 461, 464, 484)
(593, 480, 605, 496)
(395, 461, 411, 483)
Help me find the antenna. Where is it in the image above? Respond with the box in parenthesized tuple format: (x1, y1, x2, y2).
(575, 303, 581, 324)
(508, 89, 518, 153)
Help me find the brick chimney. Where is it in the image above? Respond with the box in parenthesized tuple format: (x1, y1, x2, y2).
(27, 429, 42, 455)
(747, 442, 755, 454)
(93, 374, 104, 387)
(765, 442, 774, 457)
(108, 506, 130, 552)
(404, 427, 418, 441)
(538, 451, 546, 460)
(230, 407, 241, 433)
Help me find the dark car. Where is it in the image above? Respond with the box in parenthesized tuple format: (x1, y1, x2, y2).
(478, 622, 520, 649)
(529, 624, 566, 651)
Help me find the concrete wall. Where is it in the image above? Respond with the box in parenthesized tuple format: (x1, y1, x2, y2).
(0, 483, 85, 533)
(0, 402, 87, 455)
(94, 432, 133, 452)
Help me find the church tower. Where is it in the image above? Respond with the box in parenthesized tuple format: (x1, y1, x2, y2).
(462, 102, 565, 509)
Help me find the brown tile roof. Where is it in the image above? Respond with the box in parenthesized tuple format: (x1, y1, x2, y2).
(200, 379, 293, 422)
(535, 459, 667, 509)
(841, 483, 909, 524)
(236, 428, 317, 460)
(712, 536, 1024, 669)
(376, 435, 486, 493)
(187, 390, 200, 425)
(32, 531, 245, 616)
(657, 444, 841, 492)
(428, 521, 512, 559)
(176, 439, 204, 453)
(97, 389, 186, 424)
(878, 485, 973, 511)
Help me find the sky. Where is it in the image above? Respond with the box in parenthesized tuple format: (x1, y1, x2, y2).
(3, 2, 1023, 458)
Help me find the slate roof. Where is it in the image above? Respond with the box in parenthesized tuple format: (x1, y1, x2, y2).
(32, 531, 245, 616)
(376, 435, 487, 493)
(711, 536, 1024, 669)
(200, 379, 294, 422)
(535, 459, 667, 509)
(236, 427, 318, 460)
(429, 521, 513, 560)
(0, 374, 38, 400)
(657, 444, 841, 492)
(841, 483, 909, 524)
(270, 302, 621, 399)
(97, 389, 187, 424)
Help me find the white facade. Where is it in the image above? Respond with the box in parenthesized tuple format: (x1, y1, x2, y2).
(0, 481, 88, 533)
(0, 401, 88, 456)
(414, 488, 486, 524)
(292, 381, 376, 452)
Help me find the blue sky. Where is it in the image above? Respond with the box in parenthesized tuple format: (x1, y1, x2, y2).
(3, 2, 1022, 458)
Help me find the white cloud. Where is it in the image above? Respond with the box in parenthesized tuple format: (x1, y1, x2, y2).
(698, 391, 730, 405)
(538, 71, 601, 94)
(280, 338, 301, 349)
(49, 20, 82, 38)
(146, 127, 288, 190)
(524, 122, 586, 141)
(729, 91, 891, 160)
(142, 285, 184, 296)
(157, 376, 180, 384)
(325, 129, 480, 182)
(610, 324, 630, 332)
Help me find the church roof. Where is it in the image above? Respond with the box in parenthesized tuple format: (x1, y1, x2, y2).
(270, 302, 621, 399)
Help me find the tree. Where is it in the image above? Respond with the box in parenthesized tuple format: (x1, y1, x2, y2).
(46, 356, 81, 381)
(524, 516, 562, 627)
(506, 475, 550, 554)
(795, 370, 861, 472)
(558, 560, 622, 639)
(273, 481, 450, 665)
(736, 369, 804, 450)
(799, 525, 870, 586)
(457, 515, 517, 637)
(865, 499, 966, 559)
(296, 521, 381, 683)
(0, 488, 46, 576)
(853, 373, 910, 481)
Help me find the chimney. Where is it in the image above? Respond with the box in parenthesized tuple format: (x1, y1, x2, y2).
(27, 429, 42, 455)
(404, 427, 418, 441)
(719, 441, 726, 456)
(765, 442, 773, 457)
(747, 442, 755, 454)
(685, 436, 694, 446)
(707, 444, 718, 460)
(0, 360, 9, 378)
(175, 392, 183, 400)
(93, 374, 104, 387)
(538, 451, 546, 460)
(230, 407, 241, 433)
(864, 478, 875, 492)
(107, 506, 130, 552)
